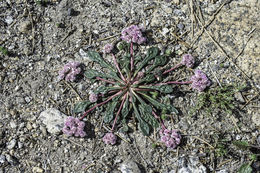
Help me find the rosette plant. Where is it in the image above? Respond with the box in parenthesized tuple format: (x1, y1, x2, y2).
(65, 25, 210, 145)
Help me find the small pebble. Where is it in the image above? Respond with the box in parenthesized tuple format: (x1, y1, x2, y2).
(19, 20, 31, 33)
(32, 167, 44, 173)
(5, 16, 13, 25)
(0, 155, 6, 164)
(7, 139, 16, 150)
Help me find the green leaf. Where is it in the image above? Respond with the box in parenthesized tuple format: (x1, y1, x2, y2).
(238, 163, 253, 173)
(146, 55, 168, 73)
(84, 69, 106, 79)
(121, 96, 129, 119)
(132, 101, 150, 136)
(74, 101, 92, 114)
(84, 69, 124, 83)
(139, 119, 150, 136)
(104, 101, 118, 123)
(87, 51, 115, 71)
(140, 85, 173, 94)
(134, 47, 159, 76)
(139, 104, 159, 128)
(141, 93, 178, 114)
(137, 74, 155, 84)
(232, 140, 249, 150)
(0, 46, 9, 55)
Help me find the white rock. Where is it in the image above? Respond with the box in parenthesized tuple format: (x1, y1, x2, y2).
(39, 108, 67, 135)
(161, 28, 169, 37)
(120, 160, 141, 173)
(5, 16, 13, 25)
(252, 113, 260, 126)
(7, 139, 16, 150)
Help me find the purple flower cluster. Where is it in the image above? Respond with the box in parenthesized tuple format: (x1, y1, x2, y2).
(160, 129, 181, 149)
(58, 62, 81, 82)
(190, 70, 211, 92)
(89, 92, 98, 103)
(103, 43, 114, 54)
(63, 116, 86, 137)
(121, 25, 146, 44)
(181, 54, 195, 68)
(103, 132, 117, 145)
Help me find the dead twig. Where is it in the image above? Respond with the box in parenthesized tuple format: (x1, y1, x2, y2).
(190, 0, 227, 47)
(64, 81, 83, 101)
(193, 136, 214, 149)
(207, 62, 222, 88)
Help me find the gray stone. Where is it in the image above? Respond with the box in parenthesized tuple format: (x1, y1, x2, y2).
(171, 156, 207, 173)
(0, 155, 6, 164)
(7, 139, 16, 150)
(120, 159, 141, 173)
(19, 20, 31, 33)
(234, 92, 245, 103)
(5, 16, 13, 25)
(39, 108, 67, 135)
(252, 113, 260, 126)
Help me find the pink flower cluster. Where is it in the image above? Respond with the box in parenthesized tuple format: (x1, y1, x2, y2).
(89, 92, 98, 103)
(121, 25, 146, 44)
(190, 70, 211, 92)
(103, 132, 117, 145)
(181, 54, 195, 68)
(58, 62, 81, 82)
(63, 116, 86, 137)
(103, 43, 114, 54)
(160, 129, 181, 149)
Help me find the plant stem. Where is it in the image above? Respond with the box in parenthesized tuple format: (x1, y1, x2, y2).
(162, 63, 182, 74)
(80, 91, 122, 120)
(152, 111, 166, 129)
(166, 81, 192, 85)
(130, 42, 134, 71)
(111, 94, 127, 131)
(157, 81, 192, 85)
(96, 77, 116, 84)
(112, 53, 126, 82)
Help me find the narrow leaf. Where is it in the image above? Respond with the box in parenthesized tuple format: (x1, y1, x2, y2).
(132, 100, 150, 136)
(139, 104, 159, 128)
(87, 51, 115, 71)
(134, 47, 159, 76)
(104, 101, 117, 123)
(74, 101, 92, 114)
(140, 85, 173, 94)
(232, 140, 249, 150)
(146, 55, 168, 73)
(121, 96, 129, 119)
(238, 163, 253, 173)
(141, 93, 178, 114)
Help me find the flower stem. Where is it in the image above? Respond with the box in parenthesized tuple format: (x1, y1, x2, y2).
(152, 111, 166, 129)
(80, 91, 122, 120)
(96, 77, 116, 84)
(111, 94, 127, 131)
(130, 42, 134, 71)
(112, 53, 126, 82)
(163, 63, 182, 74)
(166, 81, 192, 85)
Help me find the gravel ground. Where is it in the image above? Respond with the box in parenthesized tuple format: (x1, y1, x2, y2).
(0, 0, 259, 173)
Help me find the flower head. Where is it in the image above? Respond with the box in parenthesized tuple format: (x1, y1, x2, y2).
(181, 54, 195, 68)
(103, 132, 117, 145)
(89, 92, 98, 103)
(58, 62, 81, 82)
(103, 43, 114, 54)
(190, 70, 211, 92)
(160, 129, 181, 148)
(63, 116, 86, 137)
(121, 25, 146, 44)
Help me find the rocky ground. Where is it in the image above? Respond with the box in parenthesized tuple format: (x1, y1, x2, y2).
(0, 0, 259, 172)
